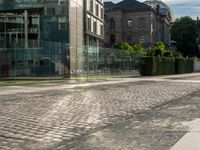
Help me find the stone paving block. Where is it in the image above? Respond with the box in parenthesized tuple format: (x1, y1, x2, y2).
(0, 79, 200, 149)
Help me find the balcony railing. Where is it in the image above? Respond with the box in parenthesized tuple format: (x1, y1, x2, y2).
(0, 0, 44, 11)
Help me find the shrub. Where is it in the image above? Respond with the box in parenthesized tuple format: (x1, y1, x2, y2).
(163, 51, 174, 57)
(175, 58, 193, 74)
(140, 56, 175, 76)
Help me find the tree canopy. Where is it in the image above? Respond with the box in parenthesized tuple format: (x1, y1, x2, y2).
(171, 16, 199, 57)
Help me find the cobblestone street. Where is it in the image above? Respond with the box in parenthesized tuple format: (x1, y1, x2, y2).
(1, 74, 200, 150)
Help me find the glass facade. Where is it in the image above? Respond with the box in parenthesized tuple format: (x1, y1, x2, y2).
(0, 0, 84, 77)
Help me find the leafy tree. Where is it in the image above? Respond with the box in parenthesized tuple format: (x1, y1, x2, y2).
(171, 16, 199, 57)
(132, 43, 145, 56)
(146, 42, 165, 57)
(113, 42, 133, 56)
(113, 42, 133, 62)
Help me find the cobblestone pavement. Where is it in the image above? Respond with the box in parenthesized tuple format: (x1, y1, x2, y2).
(69, 90, 200, 150)
(1, 76, 200, 149)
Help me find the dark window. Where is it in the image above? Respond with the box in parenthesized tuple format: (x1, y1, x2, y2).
(139, 18, 145, 28)
(139, 35, 145, 43)
(110, 34, 116, 45)
(93, 21, 97, 33)
(110, 19, 115, 29)
(61, 6, 67, 14)
(47, 8, 56, 16)
(59, 23, 66, 30)
(96, 4, 99, 16)
(100, 24, 103, 36)
(87, 17, 91, 31)
(127, 35, 132, 44)
(101, 8, 103, 19)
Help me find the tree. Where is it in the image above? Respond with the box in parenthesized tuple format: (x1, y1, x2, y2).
(171, 16, 199, 57)
(146, 42, 165, 57)
(113, 42, 133, 55)
(132, 43, 145, 56)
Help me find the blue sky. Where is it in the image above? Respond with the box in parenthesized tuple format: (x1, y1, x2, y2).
(104, 0, 200, 19)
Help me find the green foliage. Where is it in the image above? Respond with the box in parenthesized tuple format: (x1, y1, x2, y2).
(146, 42, 165, 57)
(172, 51, 183, 58)
(140, 57, 175, 76)
(140, 56, 194, 76)
(132, 43, 145, 56)
(163, 51, 174, 58)
(113, 42, 133, 55)
(175, 58, 194, 74)
(171, 16, 199, 57)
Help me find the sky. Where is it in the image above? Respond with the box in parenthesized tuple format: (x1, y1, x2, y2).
(104, 0, 200, 19)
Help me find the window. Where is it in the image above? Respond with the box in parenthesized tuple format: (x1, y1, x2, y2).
(127, 19, 133, 28)
(87, 17, 91, 32)
(127, 35, 132, 44)
(139, 18, 145, 28)
(58, 17, 66, 30)
(100, 24, 103, 36)
(93, 20, 97, 33)
(61, 6, 67, 14)
(110, 19, 115, 29)
(100, 8, 103, 19)
(139, 35, 145, 43)
(47, 8, 56, 15)
(90, 0, 93, 13)
(110, 34, 116, 45)
(96, 4, 99, 17)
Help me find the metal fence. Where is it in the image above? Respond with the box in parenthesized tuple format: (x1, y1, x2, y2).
(0, 41, 141, 80)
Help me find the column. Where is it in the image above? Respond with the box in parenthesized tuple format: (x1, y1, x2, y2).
(24, 10, 28, 48)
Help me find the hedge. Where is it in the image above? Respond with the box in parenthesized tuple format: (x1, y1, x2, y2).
(140, 57, 175, 76)
(175, 58, 193, 74)
(140, 57, 194, 76)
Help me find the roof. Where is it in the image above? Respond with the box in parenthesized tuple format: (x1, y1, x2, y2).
(104, 2, 115, 9)
(104, 0, 151, 10)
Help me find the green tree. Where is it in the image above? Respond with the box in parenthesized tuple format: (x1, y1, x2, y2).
(132, 43, 145, 56)
(113, 42, 133, 55)
(146, 42, 165, 57)
(171, 16, 198, 57)
(113, 43, 134, 61)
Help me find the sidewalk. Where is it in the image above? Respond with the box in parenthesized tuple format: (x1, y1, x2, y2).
(170, 120, 200, 150)
(0, 73, 199, 96)
(1, 73, 200, 96)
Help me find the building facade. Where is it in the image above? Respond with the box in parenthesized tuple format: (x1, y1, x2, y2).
(0, 0, 84, 77)
(84, 0, 104, 47)
(104, 0, 173, 48)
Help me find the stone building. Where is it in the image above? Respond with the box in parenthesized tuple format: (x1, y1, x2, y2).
(104, 0, 173, 48)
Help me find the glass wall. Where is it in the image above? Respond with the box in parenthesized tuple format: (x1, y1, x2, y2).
(0, 40, 70, 78)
